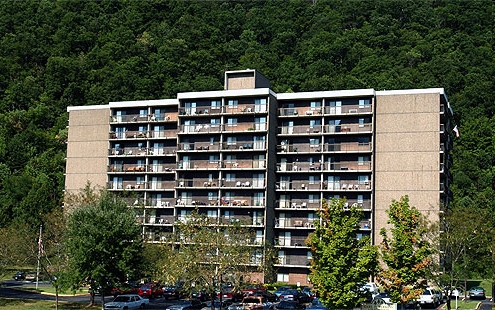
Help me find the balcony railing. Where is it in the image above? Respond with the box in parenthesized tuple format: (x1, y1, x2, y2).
(274, 237, 307, 247)
(279, 125, 324, 135)
(177, 178, 265, 188)
(325, 142, 372, 152)
(110, 113, 178, 123)
(275, 218, 316, 228)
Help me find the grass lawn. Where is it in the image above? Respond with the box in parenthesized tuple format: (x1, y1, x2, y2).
(451, 300, 484, 309)
(19, 285, 88, 296)
(0, 298, 100, 309)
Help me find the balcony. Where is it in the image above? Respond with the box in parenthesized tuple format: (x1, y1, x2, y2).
(278, 108, 322, 116)
(327, 161, 372, 171)
(142, 215, 175, 225)
(110, 112, 179, 123)
(323, 181, 372, 191)
(221, 141, 266, 151)
(219, 197, 265, 207)
(277, 200, 319, 209)
(109, 164, 147, 173)
(149, 129, 178, 139)
(220, 216, 265, 226)
(325, 142, 372, 152)
(276, 181, 323, 191)
(177, 160, 222, 170)
(279, 125, 324, 135)
(275, 218, 316, 229)
(324, 104, 372, 115)
(276, 255, 311, 267)
(147, 198, 176, 208)
(179, 124, 222, 134)
(177, 178, 264, 188)
(274, 237, 307, 247)
(223, 159, 266, 169)
(277, 162, 322, 172)
(178, 142, 221, 151)
(325, 123, 372, 134)
(278, 144, 322, 153)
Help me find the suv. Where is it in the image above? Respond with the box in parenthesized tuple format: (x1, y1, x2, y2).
(418, 288, 441, 308)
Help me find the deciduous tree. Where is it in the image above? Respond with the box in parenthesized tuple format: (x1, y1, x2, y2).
(377, 196, 433, 306)
(64, 186, 143, 309)
(307, 198, 378, 309)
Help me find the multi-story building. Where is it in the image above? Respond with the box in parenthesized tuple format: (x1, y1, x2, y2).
(65, 69, 454, 285)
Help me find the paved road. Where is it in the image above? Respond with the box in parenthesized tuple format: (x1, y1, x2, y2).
(0, 280, 177, 309)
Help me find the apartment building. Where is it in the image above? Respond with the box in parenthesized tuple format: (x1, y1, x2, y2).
(65, 69, 454, 285)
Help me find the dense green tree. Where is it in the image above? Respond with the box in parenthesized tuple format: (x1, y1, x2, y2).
(307, 198, 378, 309)
(376, 196, 433, 306)
(64, 186, 143, 309)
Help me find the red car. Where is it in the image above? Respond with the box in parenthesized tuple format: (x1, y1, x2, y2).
(111, 283, 139, 297)
(218, 286, 244, 301)
(242, 284, 267, 296)
(138, 283, 163, 298)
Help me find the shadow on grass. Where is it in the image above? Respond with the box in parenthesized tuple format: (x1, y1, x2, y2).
(0, 298, 100, 309)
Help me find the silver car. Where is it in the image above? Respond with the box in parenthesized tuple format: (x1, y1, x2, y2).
(104, 294, 150, 310)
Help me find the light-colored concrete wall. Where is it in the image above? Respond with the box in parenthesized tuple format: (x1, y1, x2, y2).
(65, 108, 110, 193)
(226, 76, 256, 90)
(373, 93, 441, 243)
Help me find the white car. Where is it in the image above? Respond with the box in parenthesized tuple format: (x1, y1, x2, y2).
(417, 288, 441, 308)
(360, 282, 379, 298)
(104, 294, 150, 309)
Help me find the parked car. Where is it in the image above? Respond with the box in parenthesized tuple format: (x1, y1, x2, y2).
(252, 290, 278, 302)
(13, 271, 26, 281)
(138, 283, 163, 298)
(274, 286, 292, 299)
(111, 283, 140, 297)
(278, 289, 310, 304)
(305, 298, 328, 310)
(163, 285, 183, 300)
(373, 292, 391, 304)
(242, 284, 267, 296)
(166, 299, 205, 310)
(241, 295, 274, 310)
(276, 301, 304, 310)
(25, 273, 36, 281)
(301, 287, 315, 301)
(417, 288, 441, 308)
(219, 286, 245, 301)
(104, 294, 150, 309)
(469, 286, 486, 299)
(360, 282, 379, 298)
(192, 289, 209, 302)
(201, 300, 231, 310)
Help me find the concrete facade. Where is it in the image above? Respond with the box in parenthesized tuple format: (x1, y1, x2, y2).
(65, 70, 454, 285)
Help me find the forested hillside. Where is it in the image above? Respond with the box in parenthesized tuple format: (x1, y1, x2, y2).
(0, 0, 493, 255)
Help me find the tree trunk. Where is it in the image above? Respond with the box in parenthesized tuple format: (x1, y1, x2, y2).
(89, 291, 95, 306)
(101, 293, 105, 310)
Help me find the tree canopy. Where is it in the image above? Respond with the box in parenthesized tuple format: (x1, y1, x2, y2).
(307, 198, 378, 309)
(64, 187, 143, 308)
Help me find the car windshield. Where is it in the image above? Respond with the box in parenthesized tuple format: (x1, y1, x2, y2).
(114, 296, 130, 302)
(178, 301, 192, 305)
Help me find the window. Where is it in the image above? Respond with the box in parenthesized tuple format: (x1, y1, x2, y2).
(254, 98, 267, 112)
(139, 109, 148, 117)
(309, 138, 320, 147)
(307, 251, 313, 260)
(225, 174, 236, 181)
(225, 155, 236, 163)
(227, 118, 237, 127)
(228, 99, 238, 108)
(358, 137, 370, 145)
(357, 195, 364, 203)
(211, 100, 221, 109)
(208, 192, 218, 201)
(277, 273, 289, 282)
(227, 136, 237, 145)
(207, 210, 217, 218)
(309, 175, 319, 184)
(209, 154, 219, 163)
(310, 101, 321, 110)
(210, 118, 220, 126)
(308, 194, 319, 203)
(224, 210, 234, 218)
(359, 99, 371, 108)
(358, 175, 369, 184)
